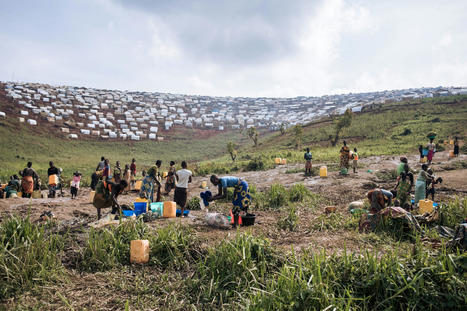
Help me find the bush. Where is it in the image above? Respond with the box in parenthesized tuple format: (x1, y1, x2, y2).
(267, 183, 289, 209)
(187, 196, 201, 210)
(401, 128, 412, 136)
(288, 183, 310, 202)
(245, 156, 274, 171)
(277, 206, 299, 231)
(0, 216, 64, 299)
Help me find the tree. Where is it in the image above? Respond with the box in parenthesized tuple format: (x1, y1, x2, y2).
(330, 108, 353, 146)
(293, 124, 303, 149)
(280, 122, 287, 135)
(246, 127, 258, 147)
(227, 141, 237, 162)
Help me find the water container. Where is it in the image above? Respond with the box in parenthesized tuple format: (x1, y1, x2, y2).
(163, 201, 176, 218)
(89, 191, 95, 203)
(420, 157, 427, 163)
(134, 202, 148, 216)
(150, 202, 164, 217)
(176, 209, 190, 217)
(281, 158, 287, 165)
(274, 158, 281, 164)
(32, 191, 42, 199)
(418, 199, 434, 214)
(162, 171, 168, 178)
(201, 181, 207, 188)
(320, 166, 327, 177)
(449, 139, 454, 145)
(130, 240, 149, 264)
(134, 180, 142, 191)
(122, 210, 135, 217)
(48, 174, 58, 186)
(449, 150, 454, 158)
(135, 197, 148, 203)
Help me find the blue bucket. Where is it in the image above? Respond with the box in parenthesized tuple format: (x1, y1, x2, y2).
(122, 210, 135, 217)
(134, 202, 147, 216)
(176, 209, 190, 217)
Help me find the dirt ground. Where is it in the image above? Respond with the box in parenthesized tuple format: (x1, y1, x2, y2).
(1, 150, 465, 254)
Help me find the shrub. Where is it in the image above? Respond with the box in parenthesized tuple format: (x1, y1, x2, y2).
(401, 128, 412, 136)
(288, 183, 310, 202)
(187, 196, 201, 210)
(277, 206, 299, 231)
(267, 183, 289, 209)
(0, 216, 64, 299)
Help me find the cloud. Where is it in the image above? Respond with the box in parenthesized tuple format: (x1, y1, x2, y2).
(0, 0, 466, 97)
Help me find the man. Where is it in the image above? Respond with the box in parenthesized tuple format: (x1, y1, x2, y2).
(19, 162, 39, 198)
(304, 148, 312, 176)
(96, 156, 106, 171)
(175, 161, 192, 217)
(93, 179, 128, 219)
(47, 161, 60, 198)
(209, 175, 250, 227)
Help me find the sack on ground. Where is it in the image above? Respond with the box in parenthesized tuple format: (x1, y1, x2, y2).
(205, 212, 230, 229)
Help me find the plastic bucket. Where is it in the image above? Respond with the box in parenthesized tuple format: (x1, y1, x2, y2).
(123, 210, 135, 217)
(241, 213, 256, 226)
(134, 202, 148, 216)
(176, 209, 190, 217)
(150, 202, 164, 217)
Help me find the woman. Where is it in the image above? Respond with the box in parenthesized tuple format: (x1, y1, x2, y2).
(453, 138, 459, 157)
(5, 175, 21, 198)
(394, 164, 413, 209)
(164, 161, 177, 194)
(209, 175, 251, 227)
(414, 164, 434, 203)
(102, 159, 111, 181)
(93, 179, 128, 219)
(123, 164, 131, 193)
(339, 141, 350, 170)
(139, 166, 161, 203)
(113, 161, 122, 184)
(20, 162, 38, 198)
(426, 139, 436, 164)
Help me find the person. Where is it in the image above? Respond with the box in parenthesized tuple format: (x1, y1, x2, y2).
(175, 161, 192, 216)
(414, 164, 434, 204)
(90, 170, 102, 191)
(130, 158, 137, 187)
(139, 166, 159, 203)
(394, 164, 413, 209)
(304, 148, 312, 176)
(93, 179, 128, 219)
(164, 161, 177, 194)
(339, 141, 350, 170)
(396, 157, 408, 176)
(5, 175, 21, 198)
(19, 162, 38, 198)
(96, 156, 105, 171)
(70, 171, 81, 199)
(418, 145, 424, 161)
(351, 148, 359, 173)
(453, 137, 459, 157)
(113, 161, 122, 183)
(426, 139, 436, 164)
(367, 188, 390, 213)
(123, 164, 131, 193)
(209, 175, 251, 227)
(47, 161, 60, 198)
(102, 159, 111, 181)
(154, 160, 163, 202)
(425, 168, 442, 201)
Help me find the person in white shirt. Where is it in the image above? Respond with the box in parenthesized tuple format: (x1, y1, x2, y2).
(175, 161, 193, 216)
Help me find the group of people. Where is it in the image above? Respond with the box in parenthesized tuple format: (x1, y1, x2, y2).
(303, 141, 359, 176)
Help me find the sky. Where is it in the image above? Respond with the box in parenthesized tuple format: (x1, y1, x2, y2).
(1, 0, 466, 97)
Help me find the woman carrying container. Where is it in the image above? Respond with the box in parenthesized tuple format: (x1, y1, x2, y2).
(209, 175, 251, 227)
(414, 164, 434, 204)
(19, 162, 38, 198)
(426, 139, 436, 164)
(47, 161, 60, 198)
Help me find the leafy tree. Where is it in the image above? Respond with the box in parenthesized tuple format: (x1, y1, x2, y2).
(226, 141, 237, 162)
(247, 127, 258, 147)
(293, 124, 303, 149)
(280, 123, 287, 135)
(330, 108, 353, 146)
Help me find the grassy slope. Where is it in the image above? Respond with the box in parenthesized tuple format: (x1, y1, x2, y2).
(0, 118, 245, 181)
(218, 96, 467, 165)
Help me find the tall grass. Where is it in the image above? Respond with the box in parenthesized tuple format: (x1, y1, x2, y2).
(253, 183, 325, 210)
(438, 196, 467, 228)
(0, 216, 64, 299)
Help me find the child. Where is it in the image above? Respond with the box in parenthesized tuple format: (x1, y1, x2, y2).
(70, 171, 82, 199)
(352, 148, 359, 173)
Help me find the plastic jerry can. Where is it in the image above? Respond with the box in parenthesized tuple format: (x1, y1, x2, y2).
(420, 157, 427, 163)
(449, 150, 454, 158)
(89, 191, 95, 203)
(201, 181, 207, 188)
(130, 240, 149, 264)
(418, 199, 434, 214)
(274, 158, 281, 164)
(32, 191, 42, 199)
(449, 139, 454, 145)
(320, 166, 328, 177)
(134, 180, 142, 191)
(162, 171, 168, 178)
(281, 158, 287, 165)
(150, 202, 164, 217)
(48, 174, 58, 186)
(163, 201, 176, 218)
